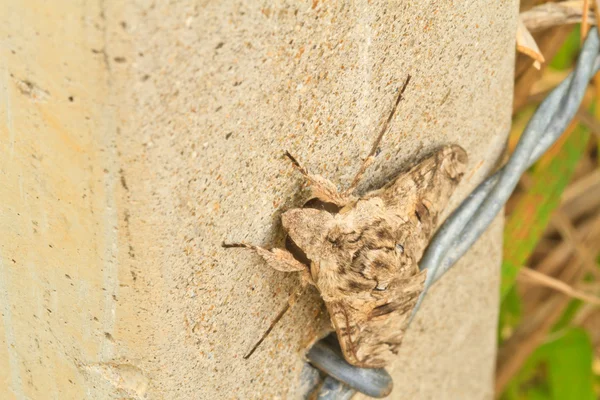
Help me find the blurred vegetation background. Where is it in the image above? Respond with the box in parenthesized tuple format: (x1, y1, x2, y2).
(498, 2, 600, 398)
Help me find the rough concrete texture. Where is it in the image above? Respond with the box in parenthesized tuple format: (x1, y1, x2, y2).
(0, 0, 517, 399)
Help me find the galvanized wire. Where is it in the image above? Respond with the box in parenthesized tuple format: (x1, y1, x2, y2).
(414, 26, 600, 315)
(307, 335, 393, 398)
(317, 377, 356, 400)
(306, 27, 600, 400)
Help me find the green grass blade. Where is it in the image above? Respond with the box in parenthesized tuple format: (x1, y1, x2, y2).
(501, 124, 590, 299)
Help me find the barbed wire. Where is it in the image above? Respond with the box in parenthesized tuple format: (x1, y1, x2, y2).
(305, 27, 600, 400)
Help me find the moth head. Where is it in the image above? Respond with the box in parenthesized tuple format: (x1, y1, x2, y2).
(281, 208, 333, 259)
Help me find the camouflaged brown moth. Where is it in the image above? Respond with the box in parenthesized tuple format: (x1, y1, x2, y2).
(224, 76, 468, 368)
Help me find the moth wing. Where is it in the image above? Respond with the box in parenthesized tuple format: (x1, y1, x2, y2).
(371, 145, 467, 260)
(309, 146, 467, 367)
(325, 269, 426, 368)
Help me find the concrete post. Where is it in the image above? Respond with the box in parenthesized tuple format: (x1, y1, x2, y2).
(1, 1, 517, 398)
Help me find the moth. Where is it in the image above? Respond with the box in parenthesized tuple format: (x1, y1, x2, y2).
(224, 76, 468, 368)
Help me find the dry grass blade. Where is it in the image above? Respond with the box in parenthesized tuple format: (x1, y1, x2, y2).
(557, 168, 600, 221)
(582, 0, 592, 41)
(530, 238, 562, 259)
(576, 108, 600, 139)
(521, 1, 597, 33)
(522, 215, 600, 309)
(572, 302, 600, 325)
(572, 302, 600, 351)
(517, 19, 546, 67)
(513, 169, 600, 282)
(514, 25, 574, 113)
(519, 267, 600, 305)
(551, 211, 600, 280)
(562, 166, 600, 203)
(525, 80, 598, 108)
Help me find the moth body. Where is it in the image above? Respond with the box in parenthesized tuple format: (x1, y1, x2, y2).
(278, 145, 467, 367)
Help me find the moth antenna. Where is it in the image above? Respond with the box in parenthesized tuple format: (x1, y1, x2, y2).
(284, 150, 313, 178)
(344, 74, 411, 196)
(284, 151, 301, 168)
(243, 286, 306, 359)
(222, 242, 251, 249)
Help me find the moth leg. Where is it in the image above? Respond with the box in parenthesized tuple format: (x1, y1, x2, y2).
(284, 151, 354, 206)
(343, 75, 411, 196)
(243, 284, 308, 359)
(222, 242, 307, 273)
(224, 242, 312, 359)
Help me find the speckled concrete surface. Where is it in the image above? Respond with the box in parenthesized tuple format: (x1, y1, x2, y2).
(1, 0, 517, 399)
